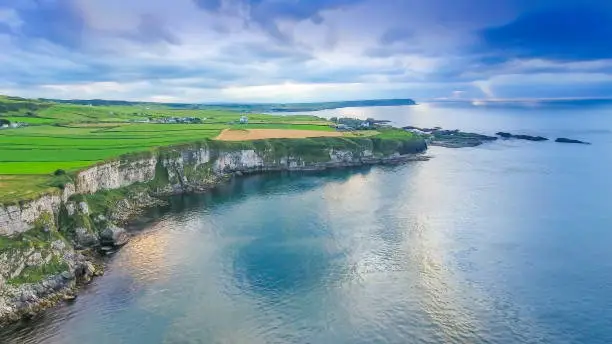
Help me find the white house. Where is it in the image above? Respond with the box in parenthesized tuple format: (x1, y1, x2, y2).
(239, 116, 249, 124)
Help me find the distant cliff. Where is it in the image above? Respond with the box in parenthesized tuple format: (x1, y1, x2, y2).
(40, 98, 417, 112)
(0, 136, 427, 322)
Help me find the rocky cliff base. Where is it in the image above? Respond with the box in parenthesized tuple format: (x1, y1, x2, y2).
(0, 136, 428, 323)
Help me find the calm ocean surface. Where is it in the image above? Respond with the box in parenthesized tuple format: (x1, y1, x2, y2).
(3, 101, 612, 343)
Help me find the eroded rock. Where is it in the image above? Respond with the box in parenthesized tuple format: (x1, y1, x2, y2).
(78, 202, 90, 215)
(74, 227, 99, 248)
(25, 252, 43, 267)
(100, 225, 129, 247)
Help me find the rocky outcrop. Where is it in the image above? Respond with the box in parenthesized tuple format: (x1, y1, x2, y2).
(109, 191, 167, 223)
(496, 132, 549, 141)
(74, 227, 99, 249)
(0, 234, 99, 323)
(404, 127, 498, 148)
(100, 225, 129, 247)
(555, 138, 591, 144)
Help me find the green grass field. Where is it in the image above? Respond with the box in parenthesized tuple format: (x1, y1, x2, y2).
(0, 97, 335, 202)
(0, 95, 417, 204)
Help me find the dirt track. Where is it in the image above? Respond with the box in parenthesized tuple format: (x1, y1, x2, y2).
(215, 129, 343, 141)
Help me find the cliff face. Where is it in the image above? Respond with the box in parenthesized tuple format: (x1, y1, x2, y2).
(75, 157, 158, 194)
(0, 137, 427, 322)
(0, 182, 76, 237)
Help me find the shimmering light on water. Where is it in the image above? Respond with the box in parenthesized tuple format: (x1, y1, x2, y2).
(2, 102, 612, 344)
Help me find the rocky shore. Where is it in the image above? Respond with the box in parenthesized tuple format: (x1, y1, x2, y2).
(496, 132, 548, 141)
(404, 126, 499, 148)
(0, 136, 428, 324)
(555, 137, 591, 144)
(403, 126, 592, 148)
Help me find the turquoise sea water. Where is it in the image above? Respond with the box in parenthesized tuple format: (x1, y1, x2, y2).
(2, 101, 612, 343)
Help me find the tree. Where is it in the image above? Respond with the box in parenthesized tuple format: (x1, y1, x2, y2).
(0, 119, 10, 126)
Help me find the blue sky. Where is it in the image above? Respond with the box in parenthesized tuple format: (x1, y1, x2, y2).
(1, 0, 611, 103)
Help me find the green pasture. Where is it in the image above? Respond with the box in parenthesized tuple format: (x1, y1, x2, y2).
(0, 95, 418, 204)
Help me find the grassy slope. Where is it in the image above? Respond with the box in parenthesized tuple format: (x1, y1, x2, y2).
(0, 95, 419, 204)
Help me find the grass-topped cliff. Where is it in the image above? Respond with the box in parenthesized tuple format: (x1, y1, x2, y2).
(0, 95, 423, 205)
(0, 95, 424, 322)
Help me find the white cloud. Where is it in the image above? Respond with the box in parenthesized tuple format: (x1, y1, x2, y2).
(1, 0, 612, 102)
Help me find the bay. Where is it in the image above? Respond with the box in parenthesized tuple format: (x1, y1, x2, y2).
(3, 101, 612, 344)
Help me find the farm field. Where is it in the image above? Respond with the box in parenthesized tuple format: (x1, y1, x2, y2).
(216, 128, 343, 141)
(0, 95, 417, 203)
(0, 122, 335, 174)
(0, 97, 336, 202)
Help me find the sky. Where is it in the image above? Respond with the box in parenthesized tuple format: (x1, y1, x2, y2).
(1, 0, 612, 103)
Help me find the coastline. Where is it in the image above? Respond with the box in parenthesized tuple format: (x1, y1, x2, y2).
(0, 136, 428, 324)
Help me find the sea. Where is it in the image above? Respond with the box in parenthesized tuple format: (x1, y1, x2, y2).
(2, 100, 612, 344)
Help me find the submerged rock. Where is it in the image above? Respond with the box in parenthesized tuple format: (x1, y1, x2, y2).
(100, 225, 130, 247)
(555, 138, 591, 145)
(496, 132, 548, 141)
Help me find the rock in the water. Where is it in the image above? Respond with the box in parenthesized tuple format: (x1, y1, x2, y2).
(403, 126, 498, 148)
(74, 227, 99, 248)
(85, 262, 96, 277)
(63, 293, 77, 301)
(555, 138, 591, 144)
(100, 225, 130, 247)
(431, 130, 498, 148)
(496, 132, 548, 141)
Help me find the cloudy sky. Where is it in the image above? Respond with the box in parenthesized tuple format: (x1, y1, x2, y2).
(1, 0, 611, 103)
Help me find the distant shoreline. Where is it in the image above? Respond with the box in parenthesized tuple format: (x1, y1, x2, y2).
(38, 98, 418, 113)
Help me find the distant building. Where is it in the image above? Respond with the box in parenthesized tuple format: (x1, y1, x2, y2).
(239, 116, 249, 124)
(405, 128, 429, 135)
(1, 122, 27, 129)
(336, 124, 354, 131)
